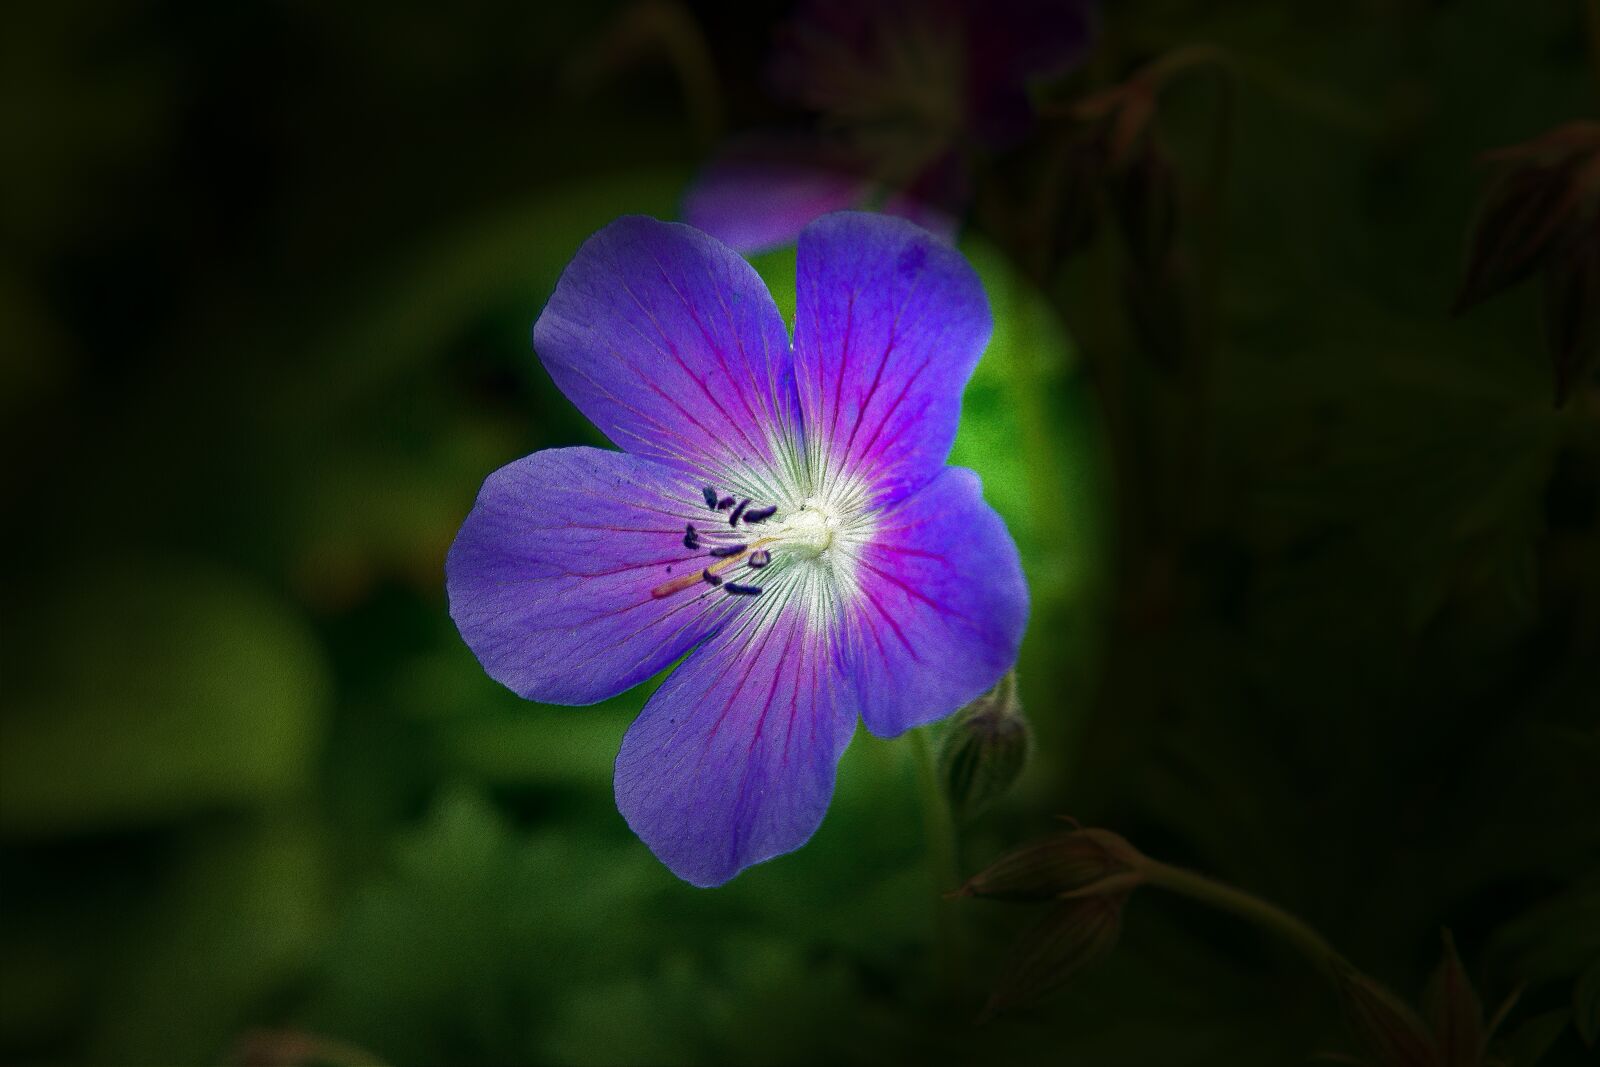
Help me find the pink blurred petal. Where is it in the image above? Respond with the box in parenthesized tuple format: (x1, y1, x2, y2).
(684, 144, 872, 254)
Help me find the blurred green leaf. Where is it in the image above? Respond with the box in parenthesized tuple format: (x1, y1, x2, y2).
(0, 559, 329, 836)
(90, 815, 328, 1065)
(300, 787, 660, 1065)
(0, 922, 80, 1051)
(952, 239, 1100, 611)
(1490, 879, 1600, 992)
(1494, 1009, 1569, 1067)
(266, 170, 686, 428)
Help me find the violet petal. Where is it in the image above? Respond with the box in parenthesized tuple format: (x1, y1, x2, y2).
(845, 466, 1028, 738)
(792, 211, 992, 506)
(615, 601, 855, 886)
(533, 217, 801, 479)
(446, 446, 741, 704)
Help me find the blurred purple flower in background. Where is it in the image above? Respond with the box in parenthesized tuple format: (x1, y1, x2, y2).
(685, 0, 1098, 253)
(446, 211, 1028, 886)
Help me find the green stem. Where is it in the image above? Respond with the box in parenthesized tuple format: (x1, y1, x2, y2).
(1140, 860, 1350, 977)
(907, 727, 962, 992)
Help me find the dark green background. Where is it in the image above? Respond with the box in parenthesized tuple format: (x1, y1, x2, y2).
(2, 2, 1596, 1064)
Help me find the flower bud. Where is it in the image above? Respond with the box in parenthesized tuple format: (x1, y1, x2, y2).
(1453, 121, 1600, 406)
(979, 893, 1128, 1021)
(1333, 965, 1438, 1067)
(1423, 930, 1485, 1065)
(954, 826, 1145, 901)
(937, 671, 1030, 822)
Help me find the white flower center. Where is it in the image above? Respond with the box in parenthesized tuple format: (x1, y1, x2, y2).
(647, 458, 876, 630)
(777, 503, 836, 560)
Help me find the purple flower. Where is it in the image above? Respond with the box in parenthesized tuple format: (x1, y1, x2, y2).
(446, 211, 1028, 886)
(685, 0, 1098, 253)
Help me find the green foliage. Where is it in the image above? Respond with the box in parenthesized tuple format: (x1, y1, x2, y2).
(1, 560, 328, 835)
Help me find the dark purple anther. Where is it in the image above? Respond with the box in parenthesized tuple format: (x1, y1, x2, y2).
(716, 495, 735, 510)
(683, 524, 699, 549)
(728, 499, 750, 526)
(702, 486, 719, 508)
(748, 550, 770, 569)
(701, 568, 723, 587)
(742, 504, 777, 524)
(708, 544, 746, 558)
(723, 582, 763, 596)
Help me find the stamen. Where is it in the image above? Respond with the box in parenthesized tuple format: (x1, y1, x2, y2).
(702, 486, 719, 509)
(708, 543, 746, 558)
(724, 582, 763, 596)
(649, 535, 776, 598)
(728, 499, 750, 526)
(748, 550, 770, 569)
(743, 504, 777, 524)
(716, 495, 735, 511)
(683, 524, 699, 549)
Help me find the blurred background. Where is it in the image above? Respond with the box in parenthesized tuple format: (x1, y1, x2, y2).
(2, 1, 1597, 1064)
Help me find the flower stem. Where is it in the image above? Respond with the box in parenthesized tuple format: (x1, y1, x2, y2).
(1138, 859, 1350, 977)
(908, 726, 962, 993)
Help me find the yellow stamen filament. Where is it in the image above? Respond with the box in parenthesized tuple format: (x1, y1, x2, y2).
(650, 536, 776, 599)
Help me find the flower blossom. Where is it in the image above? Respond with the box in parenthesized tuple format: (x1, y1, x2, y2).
(446, 211, 1028, 886)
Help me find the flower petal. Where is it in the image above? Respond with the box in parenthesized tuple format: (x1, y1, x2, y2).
(846, 467, 1028, 738)
(614, 600, 855, 886)
(445, 446, 744, 704)
(684, 142, 872, 255)
(533, 216, 800, 482)
(793, 212, 992, 506)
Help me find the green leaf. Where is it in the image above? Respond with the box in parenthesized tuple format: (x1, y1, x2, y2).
(0, 559, 329, 836)
(264, 170, 687, 427)
(300, 787, 661, 1065)
(89, 816, 328, 1065)
(1494, 1009, 1569, 1067)
(952, 239, 1105, 616)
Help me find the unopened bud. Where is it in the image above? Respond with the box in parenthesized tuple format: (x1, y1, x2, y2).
(979, 893, 1127, 1021)
(1423, 930, 1485, 1065)
(955, 826, 1145, 901)
(937, 671, 1029, 822)
(1334, 965, 1438, 1067)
